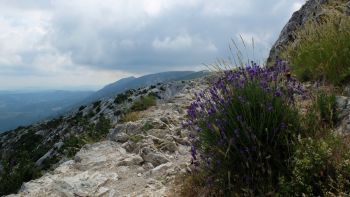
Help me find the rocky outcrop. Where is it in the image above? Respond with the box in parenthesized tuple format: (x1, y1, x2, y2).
(7, 77, 209, 196)
(336, 96, 350, 134)
(268, 0, 350, 62)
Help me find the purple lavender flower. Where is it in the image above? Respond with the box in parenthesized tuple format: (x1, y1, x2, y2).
(184, 59, 305, 187)
(274, 90, 282, 97)
(208, 108, 216, 115)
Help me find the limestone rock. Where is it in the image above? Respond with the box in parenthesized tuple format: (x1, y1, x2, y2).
(108, 132, 129, 143)
(150, 162, 173, 177)
(141, 148, 170, 167)
(116, 155, 143, 166)
(336, 96, 350, 134)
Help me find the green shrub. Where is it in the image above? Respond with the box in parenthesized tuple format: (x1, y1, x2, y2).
(0, 156, 41, 196)
(93, 100, 101, 108)
(114, 93, 128, 104)
(63, 135, 85, 157)
(94, 115, 111, 136)
(302, 91, 337, 137)
(130, 95, 156, 111)
(143, 121, 154, 131)
(78, 105, 86, 111)
(279, 134, 350, 196)
(63, 116, 111, 158)
(129, 134, 144, 143)
(316, 91, 337, 126)
(42, 117, 63, 130)
(281, 16, 350, 85)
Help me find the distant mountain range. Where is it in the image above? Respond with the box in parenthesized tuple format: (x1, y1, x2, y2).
(81, 71, 208, 104)
(0, 71, 208, 132)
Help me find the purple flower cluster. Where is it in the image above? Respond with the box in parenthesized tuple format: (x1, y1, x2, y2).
(186, 60, 305, 173)
(188, 60, 303, 124)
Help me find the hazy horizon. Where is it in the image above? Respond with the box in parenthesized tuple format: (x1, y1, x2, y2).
(0, 0, 305, 90)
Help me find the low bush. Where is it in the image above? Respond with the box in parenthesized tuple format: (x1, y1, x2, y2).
(130, 95, 156, 111)
(0, 154, 41, 196)
(93, 100, 101, 108)
(63, 116, 111, 157)
(143, 121, 154, 131)
(186, 60, 304, 195)
(316, 91, 337, 126)
(281, 16, 350, 85)
(174, 172, 222, 197)
(78, 105, 86, 111)
(114, 93, 129, 104)
(279, 134, 350, 196)
(183, 59, 350, 196)
(302, 90, 337, 137)
(129, 134, 144, 143)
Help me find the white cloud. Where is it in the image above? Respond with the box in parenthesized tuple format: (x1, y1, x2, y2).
(0, 17, 46, 66)
(292, 1, 305, 12)
(153, 34, 193, 50)
(201, 0, 252, 16)
(153, 33, 217, 52)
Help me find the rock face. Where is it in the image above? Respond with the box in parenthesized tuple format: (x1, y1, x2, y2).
(268, 0, 350, 62)
(7, 78, 209, 196)
(336, 96, 350, 134)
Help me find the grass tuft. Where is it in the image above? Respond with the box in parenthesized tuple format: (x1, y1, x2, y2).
(281, 16, 350, 85)
(121, 111, 142, 122)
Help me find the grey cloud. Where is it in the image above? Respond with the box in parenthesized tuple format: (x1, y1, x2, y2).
(47, 0, 303, 73)
(0, 0, 305, 76)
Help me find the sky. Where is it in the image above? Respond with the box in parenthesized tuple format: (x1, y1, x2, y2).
(0, 0, 305, 90)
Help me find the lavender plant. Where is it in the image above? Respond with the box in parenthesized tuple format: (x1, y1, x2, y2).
(186, 60, 305, 195)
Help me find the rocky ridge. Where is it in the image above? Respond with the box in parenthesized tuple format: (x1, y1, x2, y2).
(5, 77, 209, 196)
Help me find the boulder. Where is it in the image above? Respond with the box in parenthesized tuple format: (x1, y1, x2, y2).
(140, 147, 169, 167)
(150, 162, 173, 177)
(108, 122, 141, 137)
(109, 132, 129, 143)
(336, 96, 350, 134)
(116, 155, 143, 166)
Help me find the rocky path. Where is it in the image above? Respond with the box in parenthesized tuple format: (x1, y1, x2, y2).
(8, 79, 208, 197)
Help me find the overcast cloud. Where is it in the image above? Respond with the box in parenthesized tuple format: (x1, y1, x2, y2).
(0, 0, 305, 90)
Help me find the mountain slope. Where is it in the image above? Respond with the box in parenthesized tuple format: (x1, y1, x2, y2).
(5, 77, 208, 196)
(0, 75, 210, 196)
(81, 71, 207, 104)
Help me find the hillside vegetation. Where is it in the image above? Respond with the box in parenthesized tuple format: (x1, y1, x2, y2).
(0, 84, 165, 195)
(177, 1, 350, 196)
(282, 15, 350, 85)
(279, 0, 350, 85)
